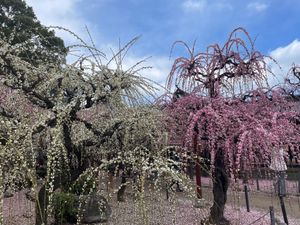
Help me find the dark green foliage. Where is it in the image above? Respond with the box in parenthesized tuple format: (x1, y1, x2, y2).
(53, 192, 111, 224)
(53, 192, 78, 224)
(53, 173, 102, 225)
(0, 0, 67, 65)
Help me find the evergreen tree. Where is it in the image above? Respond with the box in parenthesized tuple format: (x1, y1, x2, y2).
(0, 0, 67, 65)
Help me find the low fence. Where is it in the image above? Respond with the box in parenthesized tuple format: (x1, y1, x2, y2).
(200, 174, 299, 224)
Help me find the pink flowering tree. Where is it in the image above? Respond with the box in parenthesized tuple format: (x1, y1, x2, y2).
(163, 28, 300, 224)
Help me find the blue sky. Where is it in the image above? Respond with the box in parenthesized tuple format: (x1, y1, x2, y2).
(26, 0, 300, 88)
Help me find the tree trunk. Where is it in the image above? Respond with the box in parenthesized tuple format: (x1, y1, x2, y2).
(209, 151, 229, 225)
(35, 185, 48, 225)
(193, 130, 202, 198)
(195, 159, 202, 198)
(117, 172, 127, 202)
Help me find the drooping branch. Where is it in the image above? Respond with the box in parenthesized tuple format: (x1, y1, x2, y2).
(0, 106, 14, 118)
(285, 65, 300, 101)
(163, 28, 300, 224)
(167, 28, 269, 95)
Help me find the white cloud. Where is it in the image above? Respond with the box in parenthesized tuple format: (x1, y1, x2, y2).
(247, 2, 269, 12)
(25, 0, 172, 95)
(182, 0, 207, 12)
(182, 0, 232, 13)
(121, 54, 172, 93)
(25, 0, 90, 44)
(141, 57, 172, 84)
(270, 40, 300, 66)
(139, 56, 172, 94)
(268, 39, 300, 85)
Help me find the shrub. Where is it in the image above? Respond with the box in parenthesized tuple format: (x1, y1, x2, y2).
(53, 192, 79, 224)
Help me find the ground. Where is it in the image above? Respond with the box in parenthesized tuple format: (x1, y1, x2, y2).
(3, 176, 300, 225)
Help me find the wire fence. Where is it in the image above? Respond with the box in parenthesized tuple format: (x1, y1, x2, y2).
(199, 174, 300, 225)
(246, 211, 269, 225)
(3, 171, 300, 224)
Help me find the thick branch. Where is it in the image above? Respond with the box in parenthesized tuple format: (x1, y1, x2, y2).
(0, 106, 14, 118)
(76, 116, 122, 140)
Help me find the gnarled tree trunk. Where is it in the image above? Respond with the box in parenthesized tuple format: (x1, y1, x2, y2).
(209, 151, 229, 225)
(35, 122, 86, 225)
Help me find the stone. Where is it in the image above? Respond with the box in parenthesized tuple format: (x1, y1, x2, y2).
(193, 198, 208, 208)
(3, 189, 14, 198)
(25, 190, 36, 201)
(81, 194, 112, 224)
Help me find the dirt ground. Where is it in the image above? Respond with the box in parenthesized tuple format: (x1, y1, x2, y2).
(3, 178, 300, 225)
(201, 186, 300, 221)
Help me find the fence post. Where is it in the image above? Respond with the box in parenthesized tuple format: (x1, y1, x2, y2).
(244, 185, 250, 212)
(298, 171, 300, 194)
(269, 206, 275, 225)
(279, 195, 289, 225)
(166, 183, 169, 200)
(276, 171, 288, 225)
(256, 174, 260, 191)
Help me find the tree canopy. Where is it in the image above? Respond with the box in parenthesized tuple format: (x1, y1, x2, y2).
(0, 0, 67, 66)
(162, 28, 300, 224)
(0, 29, 191, 224)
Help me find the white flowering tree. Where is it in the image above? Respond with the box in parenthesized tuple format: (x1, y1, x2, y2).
(0, 34, 191, 225)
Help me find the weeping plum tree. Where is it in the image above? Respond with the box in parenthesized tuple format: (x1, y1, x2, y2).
(0, 33, 163, 224)
(163, 28, 300, 224)
(0, 30, 192, 225)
